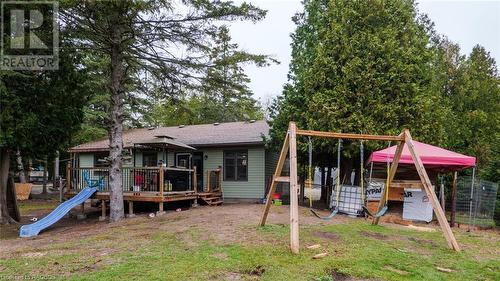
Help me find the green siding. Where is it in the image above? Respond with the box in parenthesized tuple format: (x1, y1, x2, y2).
(167, 152, 175, 166)
(203, 147, 265, 199)
(79, 154, 94, 167)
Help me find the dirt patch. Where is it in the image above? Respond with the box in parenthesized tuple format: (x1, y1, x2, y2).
(245, 265, 265, 276)
(328, 269, 374, 281)
(360, 231, 389, 240)
(407, 237, 438, 247)
(21, 252, 46, 258)
(314, 231, 340, 241)
(212, 252, 229, 260)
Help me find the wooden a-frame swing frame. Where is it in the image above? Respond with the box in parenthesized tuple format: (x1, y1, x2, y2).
(259, 122, 460, 254)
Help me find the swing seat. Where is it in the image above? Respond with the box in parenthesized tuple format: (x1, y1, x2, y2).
(362, 203, 388, 218)
(310, 208, 338, 220)
(372, 205, 388, 218)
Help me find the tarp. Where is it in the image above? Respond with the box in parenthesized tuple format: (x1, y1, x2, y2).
(367, 141, 475, 171)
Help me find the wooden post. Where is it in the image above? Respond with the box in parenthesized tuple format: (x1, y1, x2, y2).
(450, 171, 458, 227)
(259, 132, 290, 226)
(158, 202, 164, 213)
(128, 201, 135, 217)
(159, 165, 164, 197)
(66, 162, 71, 192)
(193, 166, 198, 207)
(193, 166, 197, 193)
(206, 170, 211, 193)
(405, 130, 460, 251)
(99, 200, 106, 221)
(217, 170, 221, 191)
(373, 134, 405, 225)
(288, 122, 300, 254)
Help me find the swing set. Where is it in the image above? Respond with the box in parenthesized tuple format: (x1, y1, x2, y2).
(308, 137, 392, 219)
(259, 122, 460, 254)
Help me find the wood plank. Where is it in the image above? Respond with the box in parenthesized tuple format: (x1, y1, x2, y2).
(274, 176, 290, 183)
(259, 132, 290, 226)
(289, 122, 300, 254)
(373, 135, 405, 225)
(404, 130, 460, 251)
(296, 130, 404, 141)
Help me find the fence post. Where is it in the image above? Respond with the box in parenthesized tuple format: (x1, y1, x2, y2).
(468, 167, 476, 230)
(450, 171, 457, 227)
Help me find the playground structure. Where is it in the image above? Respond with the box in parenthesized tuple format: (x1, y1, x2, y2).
(19, 171, 100, 237)
(260, 121, 460, 254)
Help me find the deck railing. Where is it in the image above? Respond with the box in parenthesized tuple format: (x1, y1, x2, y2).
(67, 166, 197, 194)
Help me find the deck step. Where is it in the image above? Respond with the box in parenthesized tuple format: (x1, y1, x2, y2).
(202, 197, 220, 201)
(208, 200, 223, 205)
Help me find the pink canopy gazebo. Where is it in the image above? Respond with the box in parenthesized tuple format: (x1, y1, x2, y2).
(367, 140, 476, 171)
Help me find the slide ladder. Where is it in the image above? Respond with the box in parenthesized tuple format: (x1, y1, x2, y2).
(19, 187, 97, 238)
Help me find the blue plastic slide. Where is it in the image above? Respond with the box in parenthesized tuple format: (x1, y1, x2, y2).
(19, 187, 97, 238)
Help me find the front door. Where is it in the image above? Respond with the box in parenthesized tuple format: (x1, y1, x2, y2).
(192, 152, 204, 191)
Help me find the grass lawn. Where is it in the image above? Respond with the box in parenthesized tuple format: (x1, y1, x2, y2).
(17, 199, 60, 215)
(1, 202, 499, 280)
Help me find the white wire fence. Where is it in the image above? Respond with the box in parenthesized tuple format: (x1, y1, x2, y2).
(455, 178, 498, 227)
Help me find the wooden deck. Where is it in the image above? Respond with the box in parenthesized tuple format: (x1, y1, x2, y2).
(65, 166, 223, 217)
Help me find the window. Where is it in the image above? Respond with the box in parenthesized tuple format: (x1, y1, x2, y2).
(94, 152, 109, 167)
(142, 151, 158, 167)
(176, 153, 191, 168)
(224, 150, 248, 181)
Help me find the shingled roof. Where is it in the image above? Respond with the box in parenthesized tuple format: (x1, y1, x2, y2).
(69, 120, 269, 152)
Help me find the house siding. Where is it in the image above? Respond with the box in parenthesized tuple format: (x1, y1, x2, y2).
(202, 147, 265, 199)
(79, 154, 94, 167)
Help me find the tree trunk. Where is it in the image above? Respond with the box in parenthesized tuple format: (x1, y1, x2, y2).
(16, 148, 26, 183)
(7, 176, 20, 222)
(108, 18, 125, 222)
(0, 148, 14, 224)
(27, 158, 32, 183)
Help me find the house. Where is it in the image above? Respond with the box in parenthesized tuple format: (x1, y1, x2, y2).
(67, 120, 277, 211)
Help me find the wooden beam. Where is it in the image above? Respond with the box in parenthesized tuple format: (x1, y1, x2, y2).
(289, 122, 300, 254)
(259, 131, 290, 226)
(373, 134, 405, 225)
(404, 130, 460, 251)
(296, 130, 404, 141)
(274, 176, 290, 183)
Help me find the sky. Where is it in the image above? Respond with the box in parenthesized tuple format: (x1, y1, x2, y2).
(229, 0, 500, 102)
